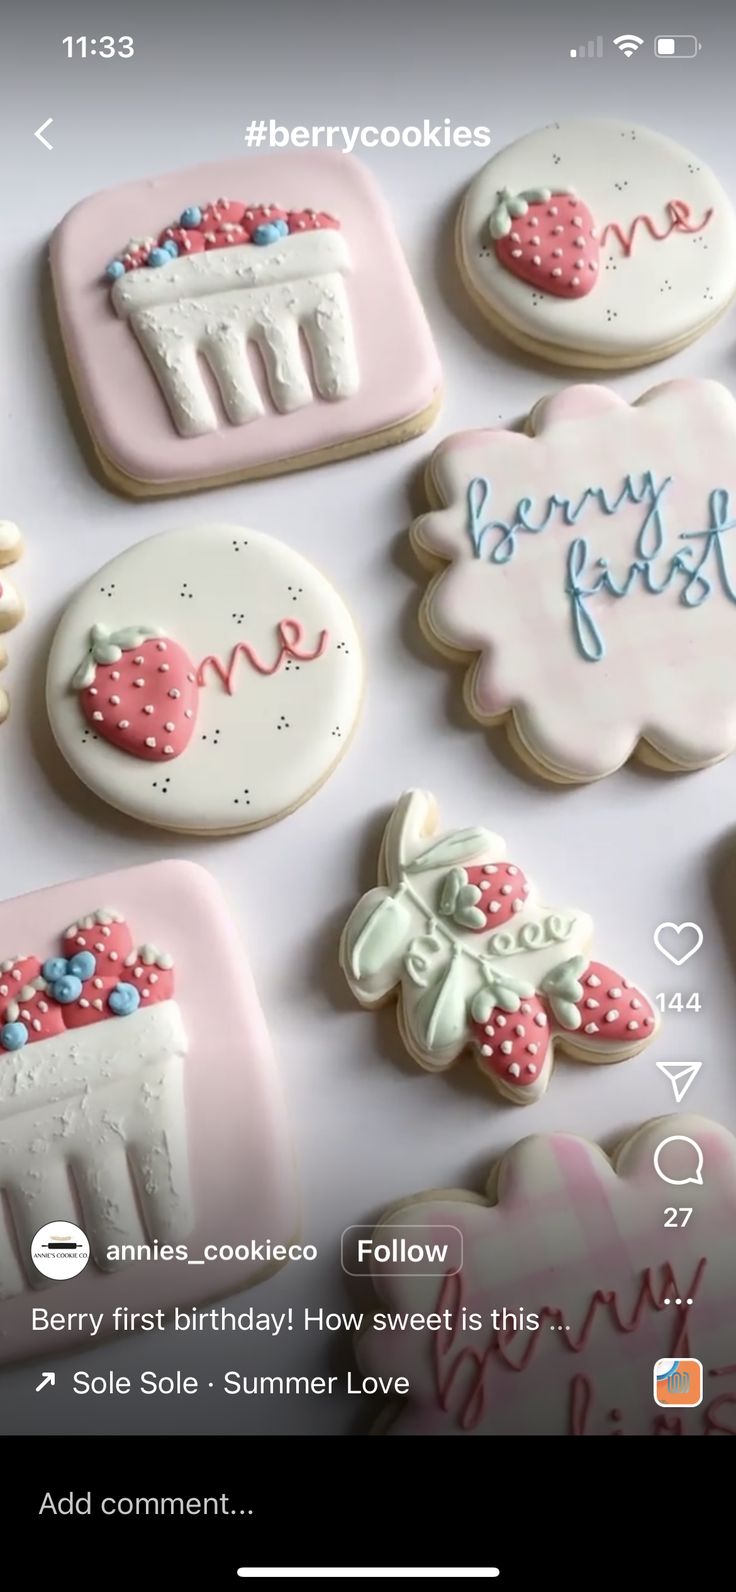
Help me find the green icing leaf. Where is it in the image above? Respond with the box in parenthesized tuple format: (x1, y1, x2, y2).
(350, 894, 410, 981)
(109, 625, 162, 651)
(471, 988, 495, 1024)
(417, 952, 468, 1052)
(439, 867, 466, 916)
(541, 956, 587, 1031)
(407, 829, 495, 874)
(455, 906, 487, 930)
(71, 656, 98, 691)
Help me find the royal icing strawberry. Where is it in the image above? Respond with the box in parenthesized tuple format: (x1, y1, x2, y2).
(287, 209, 340, 233)
(0, 911, 176, 1052)
(0, 955, 42, 999)
(199, 199, 248, 230)
(72, 624, 199, 763)
(159, 226, 206, 256)
(471, 990, 549, 1088)
(439, 861, 529, 932)
(201, 225, 251, 250)
(62, 909, 133, 978)
(122, 945, 175, 1006)
(490, 186, 599, 300)
(570, 960, 656, 1045)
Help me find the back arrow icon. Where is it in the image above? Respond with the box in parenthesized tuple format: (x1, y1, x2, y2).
(35, 118, 54, 150)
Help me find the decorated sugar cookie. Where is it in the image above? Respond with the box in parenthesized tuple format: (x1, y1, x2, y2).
(411, 379, 736, 782)
(46, 526, 362, 834)
(51, 154, 441, 495)
(340, 792, 657, 1104)
(0, 521, 25, 724)
(0, 861, 296, 1362)
(458, 120, 736, 367)
(359, 1115, 736, 1435)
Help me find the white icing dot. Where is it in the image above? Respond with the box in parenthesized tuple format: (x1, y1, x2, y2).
(631, 998, 642, 1009)
(184, 710, 193, 719)
(168, 688, 181, 699)
(32, 1019, 42, 1032)
(500, 884, 512, 896)
(587, 974, 601, 987)
(514, 1024, 525, 1038)
(149, 973, 159, 985)
(551, 268, 562, 277)
(145, 736, 157, 748)
(585, 1022, 599, 1034)
(159, 664, 170, 673)
(501, 1040, 513, 1055)
(490, 902, 501, 914)
(483, 865, 497, 874)
(480, 880, 490, 891)
(507, 866, 517, 876)
(38, 1001, 48, 1013)
(510, 231, 521, 242)
(572, 216, 582, 227)
(532, 255, 542, 266)
(627, 1020, 639, 1031)
(133, 678, 145, 688)
(92, 711, 103, 721)
(548, 206, 558, 215)
(605, 1010, 620, 1023)
(552, 248, 563, 257)
(534, 1012, 547, 1027)
(142, 988, 150, 998)
(164, 722, 175, 733)
(118, 720, 130, 729)
(111, 670, 120, 680)
(144, 705, 154, 714)
(527, 1043, 538, 1055)
(110, 695, 120, 705)
(89, 688, 98, 696)
(623, 979, 632, 989)
(480, 1044, 493, 1057)
(163, 745, 175, 756)
(134, 968, 143, 979)
(608, 988, 622, 998)
(585, 998, 599, 1009)
(134, 655, 144, 664)
(156, 641, 167, 651)
(526, 1064, 537, 1076)
(553, 225, 564, 235)
(520, 1003, 531, 1015)
(511, 249, 523, 258)
(109, 951, 118, 962)
(93, 977, 103, 989)
(572, 277, 580, 286)
(507, 1062, 521, 1078)
(92, 999, 103, 1011)
(79, 998, 90, 1009)
(574, 238, 585, 248)
(496, 1015, 507, 1027)
(76, 936, 85, 947)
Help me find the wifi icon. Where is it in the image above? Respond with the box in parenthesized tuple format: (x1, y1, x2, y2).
(614, 33, 644, 56)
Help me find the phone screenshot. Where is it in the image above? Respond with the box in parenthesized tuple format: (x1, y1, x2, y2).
(1, 0, 733, 1580)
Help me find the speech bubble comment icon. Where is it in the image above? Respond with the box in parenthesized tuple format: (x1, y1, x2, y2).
(653, 1135, 704, 1186)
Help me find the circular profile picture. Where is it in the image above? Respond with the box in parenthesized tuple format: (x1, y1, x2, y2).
(31, 1221, 90, 1281)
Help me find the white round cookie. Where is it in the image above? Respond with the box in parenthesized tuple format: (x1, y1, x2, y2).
(47, 526, 363, 834)
(459, 119, 736, 368)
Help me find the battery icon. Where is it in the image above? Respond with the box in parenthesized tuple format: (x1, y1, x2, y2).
(655, 35, 701, 57)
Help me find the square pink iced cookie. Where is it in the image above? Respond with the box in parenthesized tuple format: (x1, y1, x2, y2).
(50, 154, 441, 495)
(0, 860, 296, 1363)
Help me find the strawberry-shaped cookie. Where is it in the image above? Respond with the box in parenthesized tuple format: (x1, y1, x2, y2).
(566, 959, 656, 1048)
(489, 186, 599, 300)
(439, 862, 529, 931)
(471, 986, 550, 1094)
(71, 623, 199, 762)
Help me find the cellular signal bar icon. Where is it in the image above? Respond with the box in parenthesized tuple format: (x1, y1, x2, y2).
(570, 36, 604, 58)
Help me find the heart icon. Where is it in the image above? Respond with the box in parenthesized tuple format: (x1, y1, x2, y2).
(653, 921, 704, 967)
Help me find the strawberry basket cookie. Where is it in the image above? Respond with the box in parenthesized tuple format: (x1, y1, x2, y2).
(340, 791, 657, 1105)
(51, 154, 441, 494)
(0, 521, 25, 725)
(46, 525, 363, 834)
(0, 862, 296, 1363)
(458, 119, 736, 368)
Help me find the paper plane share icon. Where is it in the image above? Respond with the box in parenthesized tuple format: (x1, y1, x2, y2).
(656, 1062, 702, 1104)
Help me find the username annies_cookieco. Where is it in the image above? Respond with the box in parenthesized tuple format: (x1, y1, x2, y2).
(101, 1238, 318, 1264)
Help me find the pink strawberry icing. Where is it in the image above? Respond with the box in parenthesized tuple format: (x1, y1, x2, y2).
(0, 911, 175, 1051)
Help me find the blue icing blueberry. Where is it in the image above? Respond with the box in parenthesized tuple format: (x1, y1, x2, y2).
(274, 218, 289, 237)
(180, 205, 202, 228)
(108, 982, 140, 1017)
(52, 974, 83, 1004)
(43, 956, 68, 983)
(1, 1021, 28, 1051)
(147, 247, 171, 268)
(252, 222, 282, 246)
(162, 238, 179, 257)
(68, 950, 96, 981)
(105, 260, 125, 281)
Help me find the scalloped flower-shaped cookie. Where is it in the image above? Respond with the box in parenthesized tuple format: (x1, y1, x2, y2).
(411, 380, 736, 782)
